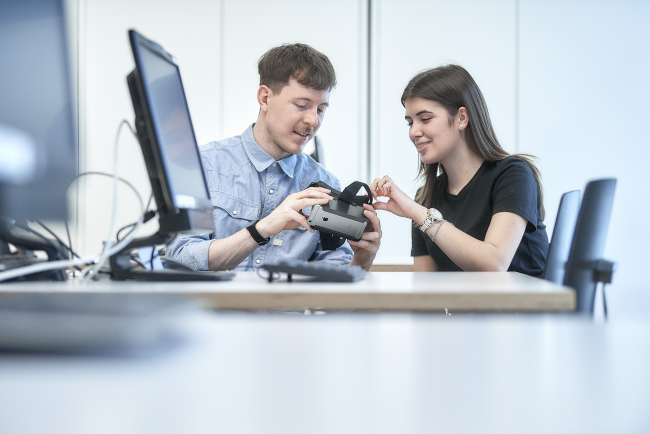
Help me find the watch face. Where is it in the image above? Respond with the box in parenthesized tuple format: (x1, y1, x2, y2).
(430, 208, 443, 221)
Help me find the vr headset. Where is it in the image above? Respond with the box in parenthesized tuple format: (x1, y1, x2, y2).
(306, 181, 373, 250)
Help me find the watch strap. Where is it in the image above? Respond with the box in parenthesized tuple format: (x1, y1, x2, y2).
(419, 208, 443, 233)
(246, 220, 270, 245)
(419, 215, 434, 233)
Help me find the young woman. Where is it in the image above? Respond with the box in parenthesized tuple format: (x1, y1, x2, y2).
(371, 65, 548, 275)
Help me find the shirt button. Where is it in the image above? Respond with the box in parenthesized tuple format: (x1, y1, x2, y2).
(273, 163, 277, 167)
(233, 210, 237, 215)
(269, 189, 274, 194)
(255, 259, 261, 264)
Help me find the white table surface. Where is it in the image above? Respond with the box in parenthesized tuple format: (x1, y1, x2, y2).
(0, 312, 648, 434)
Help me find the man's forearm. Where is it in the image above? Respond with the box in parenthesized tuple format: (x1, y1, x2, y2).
(207, 228, 259, 271)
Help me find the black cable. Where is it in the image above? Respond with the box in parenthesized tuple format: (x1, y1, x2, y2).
(602, 284, 608, 320)
(256, 267, 279, 282)
(33, 220, 83, 272)
(116, 194, 155, 242)
(35, 220, 81, 259)
(12, 222, 69, 259)
(145, 193, 154, 212)
(130, 253, 145, 268)
(116, 222, 137, 242)
(65, 220, 74, 259)
(150, 245, 156, 269)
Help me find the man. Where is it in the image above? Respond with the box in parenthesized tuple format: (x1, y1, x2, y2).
(167, 43, 381, 271)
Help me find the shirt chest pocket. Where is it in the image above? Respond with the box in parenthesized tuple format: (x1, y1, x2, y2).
(211, 191, 260, 237)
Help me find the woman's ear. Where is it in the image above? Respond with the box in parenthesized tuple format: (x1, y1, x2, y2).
(458, 107, 469, 130)
(257, 85, 272, 113)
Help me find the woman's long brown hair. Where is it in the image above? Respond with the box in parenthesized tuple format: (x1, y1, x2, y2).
(402, 64, 545, 219)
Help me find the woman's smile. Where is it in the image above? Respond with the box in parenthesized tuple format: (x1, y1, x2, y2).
(415, 140, 430, 153)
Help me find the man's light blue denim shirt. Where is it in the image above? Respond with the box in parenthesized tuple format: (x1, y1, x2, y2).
(166, 124, 353, 271)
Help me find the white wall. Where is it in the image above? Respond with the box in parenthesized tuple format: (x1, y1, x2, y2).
(369, 0, 650, 302)
(370, 0, 517, 264)
(78, 0, 367, 255)
(219, 0, 369, 187)
(518, 0, 650, 298)
(75, 0, 650, 301)
(78, 0, 221, 254)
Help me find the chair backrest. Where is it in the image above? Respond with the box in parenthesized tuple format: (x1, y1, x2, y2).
(563, 178, 617, 314)
(309, 136, 324, 166)
(542, 190, 581, 284)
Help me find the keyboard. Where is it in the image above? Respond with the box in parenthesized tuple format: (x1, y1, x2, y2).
(114, 268, 236, 282)
(262, 259, 367, 282)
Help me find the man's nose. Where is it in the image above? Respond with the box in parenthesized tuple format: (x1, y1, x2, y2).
(303, 108, 320, 128)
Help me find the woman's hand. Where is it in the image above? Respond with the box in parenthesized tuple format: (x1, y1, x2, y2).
(370, 175, 424, 221)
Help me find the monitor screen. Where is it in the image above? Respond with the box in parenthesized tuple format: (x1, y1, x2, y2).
(128, 30, 213, 234)
(0, 0, 77, 221)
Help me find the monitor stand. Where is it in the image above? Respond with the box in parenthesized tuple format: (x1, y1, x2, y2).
(0, 220, 67, 281)
(109, 232, 235, 282)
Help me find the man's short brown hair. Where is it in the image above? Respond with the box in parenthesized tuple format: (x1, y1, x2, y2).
(258, 43, 336, 94)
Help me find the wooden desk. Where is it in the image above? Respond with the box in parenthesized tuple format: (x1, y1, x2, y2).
(0, 271, 575, 312)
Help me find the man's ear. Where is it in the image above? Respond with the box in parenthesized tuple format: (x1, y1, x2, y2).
(257, 85, 272, 113)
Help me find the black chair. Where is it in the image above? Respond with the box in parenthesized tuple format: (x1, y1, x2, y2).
(309, 136, 323, 166)
(542, 190, 581, 284)
(563, 179, 617, 315)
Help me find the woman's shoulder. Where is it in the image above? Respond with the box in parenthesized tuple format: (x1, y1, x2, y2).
(494, 156, 535, 179)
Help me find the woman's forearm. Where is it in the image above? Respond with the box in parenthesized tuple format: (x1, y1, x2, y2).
(427, 222, 505, 271)
(411, 205, 505, 271)
(420, 213, 527, 271)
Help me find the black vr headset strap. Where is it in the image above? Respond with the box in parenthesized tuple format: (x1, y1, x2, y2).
(338, 181, 373, 206)
(320, 233, 346, 250)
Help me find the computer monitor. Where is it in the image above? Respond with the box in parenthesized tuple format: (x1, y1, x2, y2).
(126, 29, 213, 235)
(0, 0, 77, 222)
(0, 0, 77, 279)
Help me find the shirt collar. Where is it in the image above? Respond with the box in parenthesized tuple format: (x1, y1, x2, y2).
(241, 124, 297, 178)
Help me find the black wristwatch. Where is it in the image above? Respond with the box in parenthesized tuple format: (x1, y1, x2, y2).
(246, 220, 270, 245)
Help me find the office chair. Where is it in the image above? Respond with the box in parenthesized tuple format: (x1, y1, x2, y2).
(309, 136, 324, 167)
(563, 179, 617, 315)
(542, 190, 581, 284)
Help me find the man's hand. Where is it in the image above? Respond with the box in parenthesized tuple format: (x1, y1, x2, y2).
(255, 187, 333, 238)
(349, 203, 382, 271)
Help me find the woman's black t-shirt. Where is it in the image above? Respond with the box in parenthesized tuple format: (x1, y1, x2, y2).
(411, 157, 549, 276)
